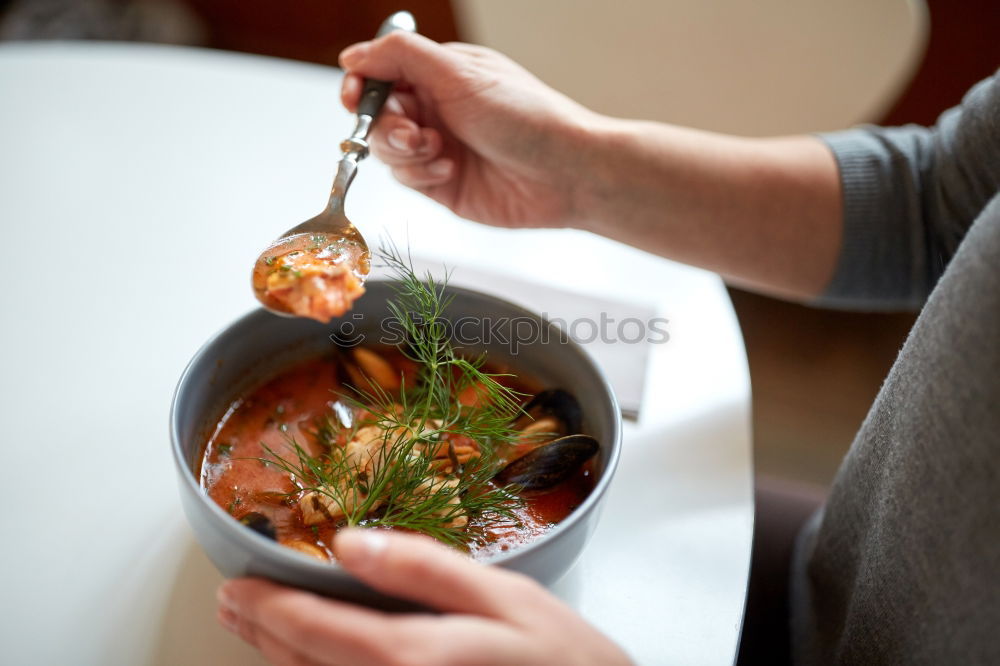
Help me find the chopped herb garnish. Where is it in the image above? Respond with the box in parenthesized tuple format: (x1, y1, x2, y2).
(264, 256, 275, 266)
(217, 443, 233, 456)
(257, 245, 526, 547)
(308, 234, 327, 251)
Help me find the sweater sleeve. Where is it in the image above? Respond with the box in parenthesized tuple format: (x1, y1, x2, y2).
(815, 70, 1000, 310)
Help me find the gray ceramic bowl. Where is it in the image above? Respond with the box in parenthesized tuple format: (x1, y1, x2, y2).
(170, 281, 622, 608)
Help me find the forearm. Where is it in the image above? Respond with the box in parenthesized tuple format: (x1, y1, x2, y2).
(570, 118, 843, 301)
(339, 32, 844, 300)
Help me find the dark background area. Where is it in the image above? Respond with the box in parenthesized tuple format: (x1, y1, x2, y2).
(180, 0, 459, 65)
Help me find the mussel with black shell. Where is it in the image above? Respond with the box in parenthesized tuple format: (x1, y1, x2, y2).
(496, 389, 599, 491)
(239, 512, 277, 540)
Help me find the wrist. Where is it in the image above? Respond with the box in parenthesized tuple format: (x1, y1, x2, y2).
(560, 114, 632, 235)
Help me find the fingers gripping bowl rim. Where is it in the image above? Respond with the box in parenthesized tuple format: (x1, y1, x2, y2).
(170, 281, 622, 609)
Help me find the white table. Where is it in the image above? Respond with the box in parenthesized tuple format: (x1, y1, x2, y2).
(0, 43, 752, 666)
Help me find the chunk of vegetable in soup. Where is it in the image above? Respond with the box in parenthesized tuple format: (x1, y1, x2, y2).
(200, 350, 596, 561)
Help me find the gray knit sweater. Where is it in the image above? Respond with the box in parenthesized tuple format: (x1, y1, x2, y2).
(792, 72, 1000, 664)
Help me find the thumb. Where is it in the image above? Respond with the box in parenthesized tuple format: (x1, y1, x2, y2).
(339, 32, 466, 94)
(333, 528, 541, 619)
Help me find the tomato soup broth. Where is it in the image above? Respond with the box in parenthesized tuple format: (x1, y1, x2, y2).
(200, 349, 596, 561)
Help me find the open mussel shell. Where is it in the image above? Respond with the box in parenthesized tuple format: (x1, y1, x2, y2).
(520, 389, 583, 435)
(239, 512, 277, 540)
(495, 434, 599, 491)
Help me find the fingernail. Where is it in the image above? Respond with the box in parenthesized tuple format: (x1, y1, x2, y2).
(388, 129, 411, 151)
(339, 42, 368, 68)
(216, 583, 236, 612)
(342, 74, 360, 100)
(335, 528, 388, 572)
(218, 606, 239, 634)
(428, 158, 453, 177)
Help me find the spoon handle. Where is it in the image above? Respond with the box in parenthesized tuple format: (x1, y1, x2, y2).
(329, 12, 417, 212)
(356, 11, 417, 120)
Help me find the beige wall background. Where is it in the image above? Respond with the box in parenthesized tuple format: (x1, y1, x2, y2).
(455, 0, 927, 135)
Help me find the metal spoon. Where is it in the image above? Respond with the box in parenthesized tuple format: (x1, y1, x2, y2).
(251, 11, 417, 322)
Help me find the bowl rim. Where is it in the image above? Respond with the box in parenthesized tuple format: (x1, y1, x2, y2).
(169, 280, 623, 577)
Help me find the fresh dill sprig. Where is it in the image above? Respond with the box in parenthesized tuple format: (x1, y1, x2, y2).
(258, 246, 527, 547)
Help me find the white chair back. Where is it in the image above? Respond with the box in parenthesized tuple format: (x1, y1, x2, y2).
(454, 0, 928, 134)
